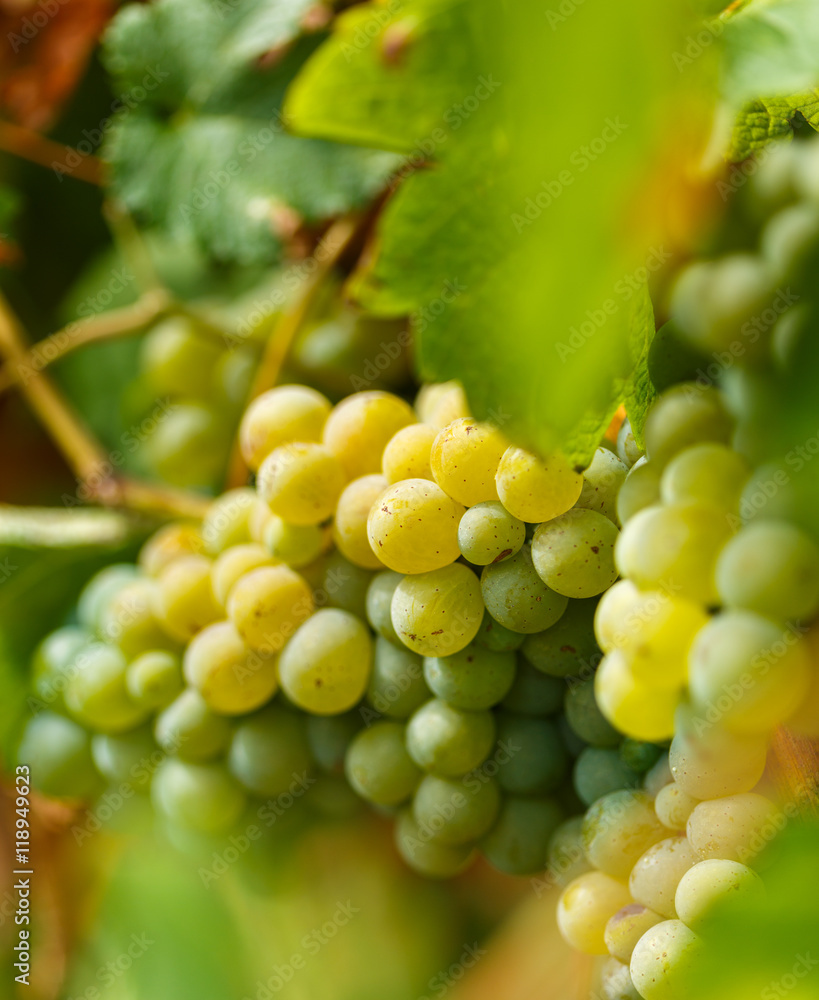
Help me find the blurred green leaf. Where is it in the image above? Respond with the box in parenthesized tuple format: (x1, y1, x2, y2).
(728, 91, 819, 160)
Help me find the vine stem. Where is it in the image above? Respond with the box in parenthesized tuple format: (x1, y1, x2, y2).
(0, 122, 103, 185)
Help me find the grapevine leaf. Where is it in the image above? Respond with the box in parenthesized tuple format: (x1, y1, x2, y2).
(728, 91, 819, 160)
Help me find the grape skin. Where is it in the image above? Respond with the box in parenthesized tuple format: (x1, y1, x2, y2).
(457, 501, 526, 566)
(423, 644, 516, 711)
(322, 390, 415, 479)
(257, 442, 346, 526)
(345, 721, 421, 806)
(184, 620, 278, 715)
(531, 508, 620, 599)
(481, 545, 568, 635)
(381, 423, 436, 482)
(239, 385, 331, 471)
(227, 564, 314, 653)
(333, 474, 388, 570)
(495, 446, 583, 523)
(405, 698, 496, 777)
(391, 563, 484, 657)
(429, 418, 509, 506)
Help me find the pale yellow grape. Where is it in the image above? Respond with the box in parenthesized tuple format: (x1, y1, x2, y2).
(660, 443, 749, 512)
(64, 643, 148, 734)
(184, 620, 278, 715)
(98, 578, 172, 658)
(594, 651, 678, 742)
(629, 837, 698, 919)
(322, 390, 415, 478)
(654, 784, 700, 832)
(333, 474, 388, 569)
(629, 920, 703, 1000)
(615, 501, 733, 605)
(367, 478, 464, 574)
(614, 592, 708, 690)
(139, 522, 203, 576)
(248, 497, 274, 544)
(227, 564, 313, 652)
(415, 381, 470, 428)
(278, 608, 373, 714)
(153, 555, 222, 643)
(382, 423, 436, 482)
(686, 792, 779, 864)
(643, 382, 733, 467)
(605, 904, 664, 964)
(594, 579, 641, 653)
(616, 458, 662, 525)
(495, 446, 583, 523)
(257, 442, 346, 526)
(429, 418, 508, 505)
(391, 563, 484, 657)
(239, 384, 331, 471)
(556, 871, 632, 955)
(264, 516, 326, 568)
(581, 789, 667, 881)
(575, 447, 628, 523)
(674, 859, 765, 932)
(531, 508, 619, 598)
(211, 544, 276, 606)
(201, 487, 255, 554)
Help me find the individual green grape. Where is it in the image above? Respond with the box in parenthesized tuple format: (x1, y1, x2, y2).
(457, 502, 525, 567)
(415, 381, 470, 429)
(152, 758, 246, 835)
(494, 713, 567, 795)
(582, 790, 667, 880)
(429, 418, 509, 506)
(382, 423, 436, 482)
(201, 488, 255, 555)
(213, 345, 255, 407)
(715, 520, 819, 622)
(239, 384, 331, 471)
(333, 474, 388, 569)
(305, 711, 362, 774)
(228, 704, 314, 796)
(654, 783, 699, 832)
(154, 688, 231, 761)
(264, 516, 325, 569)
(365, 570, 404, 644)
(126, 650, 182, 710)
(322, 551, 373, 620)
(616, 458, 662, 525)
(65, 643, 148, 734)
(615, 501, 734, 605)
(546, 816, 593, 888)
(686, 792, 779, 864)
(423, 643, 516, 710)
(412, 773, 500, 846)
(481, 795, 564, 876)
(32, 625, 92, 711)
(495, 446, 583, 523)
(688, 610, 810, 734)
(521, 599, 599, 677)
(366, 478, 465, 574)
(184, 620, 278, 715)
(306, 773, 363, 821)
(17, 712, 101, 798)
(391, 563, 484, 656)
(405, 698, 495, 777)
(629, 919, 703, 1000)
(659, 443, 750, 513)
(643, 383, 733, 468)
(344, 721, 421, 806)
(617, 419, 644, 468)
(278, 608, 373, 715)
(575, 447, 629, 523)
(564, 679, 621, 748)
(394, 808, 476, 878)
(227, 564, 314, 652)
(153, 555, 222, 643)
(594, 580, 641, 654)
(501, 657, 564, 716)
(619, 739, 662, 774)
(481, 545, 568, 634)
(138, 523, 203, 577)
(674, 859, 766, 933)
(257, 442, 346, 526)
(594, 651, 679, 743)
(99, 578, 174, 659)
(600, 957, 642, 1000)
(142, 401, 230, 488)
(211, 544, 276, 606)
(573, 748, 641, 807)
(558, 713, 587, 757)
(760, 201, 819, 276)
(629, 836, 698, 919)
(605, 905, 664, 965)
(473, 611, 526, 652)
(140, 316, 223, 398)
(322, 390, 415, 479)
(77, 564, 140, 631)
(91, 726, 158, 791)
(367, 637, 429, 719)
(532, 508, 620, 599)
(556, 871, 632, 954)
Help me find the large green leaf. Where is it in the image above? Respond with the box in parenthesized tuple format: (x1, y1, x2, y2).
(727, 91, 819, 160)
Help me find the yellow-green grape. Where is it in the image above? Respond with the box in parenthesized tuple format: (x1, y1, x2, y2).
(629, 919, 703, 1000)
(333, 474, 388, 569)
(64, 643, 147, 734)
(582, 789, 667, 880)
(564, 679, 621, 748)
(264, 516, 325, 569)
(547, 816, 594, 889)
(91, 727, 156, 791)
(322, 551, 373, 619)
(614, 501, 733, 605)
(17, 712, 101, 799)
(457, 501, 525, 566)
(151, 758, 245, 835)
(391, 564, 484, 656)
(142, 402, 229, 487)
(366, 478, 465, 574)
(248, 496, 274, 544)
(394, 807, 476, 878)
(213, 345, 255, 407)
(594, 651, 678, 742)
(140, 316, 222, 397)
(184, 620, 278, 715)
(412, 774, 500, 846)
(617, 418, 644, 467)
(201, 488, 255, 555)
(605, 905, 664, 964)
(643, 383, 733, 468)
(423, 644, 516, 710)
(531, 509, 620, 599)
(239, 384, 331, 472)
(227, 564, 313, 653)
(257, 442, 346, 526)
(153, 555, 222, 643)
(322, 390, 415, 479)
(659, 443, 750, 513)
(365, 570, 403, 644)
(415, 381, 470, 429)
(687, 610, 810, 735)
(211, 543, 276, 606)
(674, 859, 766, 933)
(382, 423, 436, 482)
(428, 418, 508, 505)
(77, 564, 140, 631)
(600, 957, 642, 1000)
(480, 796, 564, 876)
(556, 871, 633, 954)
(480, 545, 569, 634)
(98, 578, 173, 659)
(138, 523, 203, 577)
(495, 446, 583, 523)
(573, 747, 640, 807)
(616, 458, 661, 525)
(367, 637, 429, 719)
(126, 651, 182, 710)
(575, 447, 628, 523)
(306, 711, 362, 774)
(686, 792, 779, 864)
(32, 625, 91, 711)
(278, 608, 373, 714)
(228, 705, 314, 797)
(629, 837, 698, 919)
(344, 721, 421, 805)
(643, 755, 673, 798)
(405, 698, 495, 777)
(595, 579, 641, 654)
(654, 784, 700, 832)
(154, 688, 231, 760)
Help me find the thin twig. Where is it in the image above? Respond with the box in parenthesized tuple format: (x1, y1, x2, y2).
(0, 122, 103, 185)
